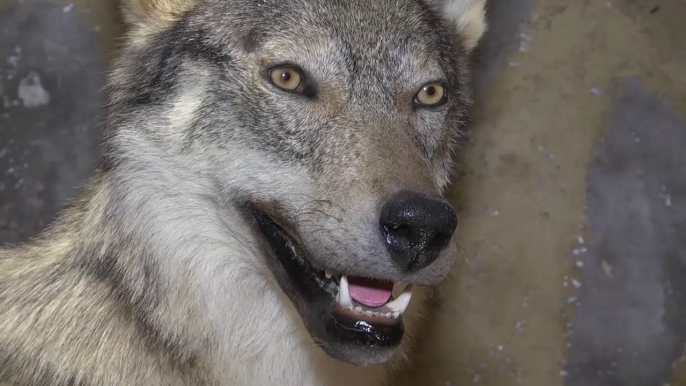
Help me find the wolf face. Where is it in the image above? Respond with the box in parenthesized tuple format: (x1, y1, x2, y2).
(114, 0, 486, 367)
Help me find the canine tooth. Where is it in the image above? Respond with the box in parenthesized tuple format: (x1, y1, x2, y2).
(386, 312, 392, 318)
(392, 311, 400, 319)
(338, 276, 353, 308)
(354, 306, 363, 314)
(325, 270, 333, 279)
(385, 285, 413, 314)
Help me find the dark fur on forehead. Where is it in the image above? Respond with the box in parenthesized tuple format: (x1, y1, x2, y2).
(115, 0, 475, 99)
(121, 0, 486, 54)
(109, 0, 477, 181)
(180, 0, 469, 103)
(197, 0, 464, 59)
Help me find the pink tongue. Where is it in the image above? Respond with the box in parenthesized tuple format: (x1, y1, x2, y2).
(347, 277, 393, 308)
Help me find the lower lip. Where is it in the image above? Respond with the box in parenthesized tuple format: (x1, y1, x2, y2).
(323, 304, 405, 348)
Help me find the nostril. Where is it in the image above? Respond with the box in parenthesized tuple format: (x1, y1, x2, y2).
(381, 223, 412, 249)
(382, 223, 411, 239)
(425, 231, 452, 255)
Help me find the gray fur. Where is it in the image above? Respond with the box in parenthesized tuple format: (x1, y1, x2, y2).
(0, 0, 486, 384)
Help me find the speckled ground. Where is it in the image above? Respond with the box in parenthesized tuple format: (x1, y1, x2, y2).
(1, 1, 684, 385)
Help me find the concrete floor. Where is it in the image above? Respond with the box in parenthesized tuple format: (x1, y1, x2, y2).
(1, 1, 685, 385)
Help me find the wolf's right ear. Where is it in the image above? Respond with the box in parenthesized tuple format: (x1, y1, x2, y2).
(122, 0, 198, 28)
(425, 0, 488, 52)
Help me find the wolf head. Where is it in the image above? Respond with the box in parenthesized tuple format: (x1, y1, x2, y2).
(110, 0, 486, 367)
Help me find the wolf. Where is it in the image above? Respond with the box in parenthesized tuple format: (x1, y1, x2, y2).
(0, 0, 486, 384)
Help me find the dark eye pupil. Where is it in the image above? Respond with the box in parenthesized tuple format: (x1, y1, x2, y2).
(425, 86, 436, 96)
(281, 71, 291, 82)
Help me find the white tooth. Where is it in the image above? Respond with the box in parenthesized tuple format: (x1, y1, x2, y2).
(385, 285, 413, 314)
(363, 310, 374, 317)
(354, 306, 363, 314)
(386, 312, 392, 319)
(338, 276, 353, 309)
(392, 311, 400, 319)
(325, 270, 333, 279)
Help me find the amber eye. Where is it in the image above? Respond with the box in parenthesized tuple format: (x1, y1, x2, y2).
(414, 82, 446, 106)
(269, 67, 303, 91)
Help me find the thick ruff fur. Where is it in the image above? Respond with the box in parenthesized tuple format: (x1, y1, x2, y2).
(0, 0, 486, 384)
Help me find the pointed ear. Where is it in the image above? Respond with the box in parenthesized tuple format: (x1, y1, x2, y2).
(427, 0, 488, 52)
(122, 0, 197, 28)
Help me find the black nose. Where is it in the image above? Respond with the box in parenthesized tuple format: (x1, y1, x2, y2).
(379, 191, 458, 272)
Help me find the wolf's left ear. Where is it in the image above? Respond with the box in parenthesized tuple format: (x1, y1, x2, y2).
(426, 0, 488, 52)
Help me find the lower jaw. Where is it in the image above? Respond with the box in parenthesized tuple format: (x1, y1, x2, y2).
(317, 304, 405, 365)
(298, 282, 407, 361)
(248, 205, 406, 363)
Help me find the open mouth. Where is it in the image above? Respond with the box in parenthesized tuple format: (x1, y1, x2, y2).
(248, 204, 410, 364)
(323, 274, 412, 322)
